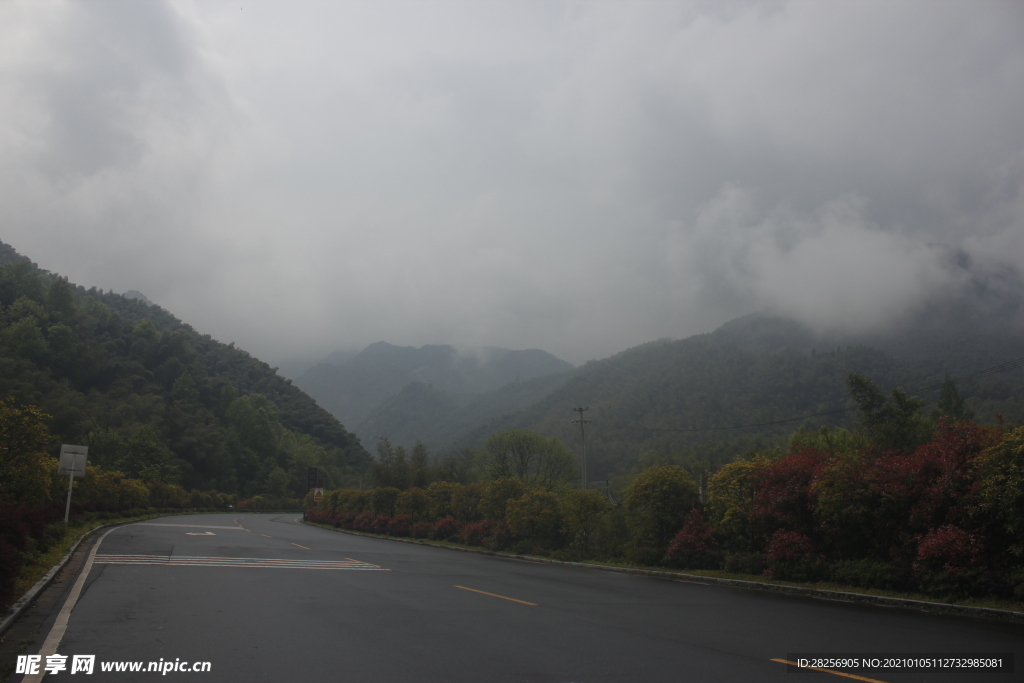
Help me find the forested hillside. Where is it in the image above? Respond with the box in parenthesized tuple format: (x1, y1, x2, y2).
(356, 371, 573, 450)
(295, 341, 573, 433)
(0, 240, 370, 496)
(437, 311, 1024, 483)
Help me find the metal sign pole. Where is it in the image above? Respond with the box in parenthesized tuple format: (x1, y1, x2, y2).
(64, 467, 75, 523)
(59, 445, 88, 524)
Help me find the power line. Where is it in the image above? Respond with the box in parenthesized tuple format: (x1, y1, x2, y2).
(911, 356, 1024, 394)
(619, 354, 1024, 435)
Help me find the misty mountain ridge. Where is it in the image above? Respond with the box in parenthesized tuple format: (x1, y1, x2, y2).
(294, 341, 574, 434)
(715, 248, 1024, 369)
(356, 370, 574, 451)
(355, 255, 1024, 476)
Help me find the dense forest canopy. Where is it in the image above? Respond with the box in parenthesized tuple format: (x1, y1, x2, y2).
(0, 240, 370, 496)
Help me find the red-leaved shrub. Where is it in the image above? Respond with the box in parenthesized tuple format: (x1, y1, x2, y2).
(750, 447, 828, 538)
(485, 520, 514, 551)
(914, 525, 983, 577)
(432, 516, 462, 541)
(353, 511, 375, 532)
(410, 522, 433, 539)
(461, 520, 493, 546)
(666, 510, 721, 569)
(765, 529, 825, 581)
(370, 514, 391, 534)
(388, 514, 413, 537)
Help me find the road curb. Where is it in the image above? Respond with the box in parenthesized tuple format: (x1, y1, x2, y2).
(0, 515, 183, 638)
(0, 529, 96, 639)
(302, 520, 1024, 624)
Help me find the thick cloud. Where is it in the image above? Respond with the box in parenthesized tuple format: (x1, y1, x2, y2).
(1, 0, 1021, 367)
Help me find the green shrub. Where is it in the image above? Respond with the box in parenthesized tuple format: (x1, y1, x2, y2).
(831, 559, 901, 590)
(624, 465, 698, 550)
(723, 552, 765, 575)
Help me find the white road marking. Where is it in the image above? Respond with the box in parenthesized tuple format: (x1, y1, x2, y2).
(94, 554, 389, 570)
(134, 523, 246, 530)
(21, 526, 119, 683)
(184, 532, 216, 535)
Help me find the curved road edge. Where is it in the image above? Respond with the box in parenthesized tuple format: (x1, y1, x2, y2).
(301, 519, 1024, 625)
(0, 521, 134, 639)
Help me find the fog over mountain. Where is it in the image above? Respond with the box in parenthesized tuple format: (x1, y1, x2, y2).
(295, 342, 573, 431)
(1, 1, 1021, 367)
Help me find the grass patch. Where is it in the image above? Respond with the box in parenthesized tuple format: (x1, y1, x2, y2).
(11, 512, 163, 603)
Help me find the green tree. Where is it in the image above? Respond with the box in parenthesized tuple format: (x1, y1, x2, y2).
(371, 487, 400, 517)
(977, 426, 1024, 559)
(410, 441, 431, 488)
(623, 465, 698, 549)
(47, 277, 76, 319)
(369, 437, 411, 489)
(112, 427, 181, 484)
(435, 447, 479, 484)
(452, 481, 486, 522)
(788, 425, 865, 458)
(4, 317, 47, 362)
(934, 374, 975, 421)
(507, 489, 564, 548)
(484, 429, 576, 489)
(560, 489, 612, 554)
(397, 487, 431, 521)
(132, 318, 158, 341)
(847, 373, 931, 453)
(810, 451, 878, 559)
(74, 467, 150, 509)
(0, 399, 55, 505)
(426, 481, 462, 520)
(225, 394, 282, 461)
(482, 477, 527, 521)
(172, 371, 201, 406)
(266, 466, 291, 497)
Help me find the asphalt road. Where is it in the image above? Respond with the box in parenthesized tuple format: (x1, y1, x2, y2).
(19, 513, 1024, 682)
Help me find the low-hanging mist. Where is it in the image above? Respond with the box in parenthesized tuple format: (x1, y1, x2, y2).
(1, 0, 1021, 366)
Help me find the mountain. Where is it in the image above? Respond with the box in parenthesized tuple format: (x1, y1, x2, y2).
(294, 341, 574, 432)
(356, 370, 573, 450)
(0, 240, 370, 495)
(431, 259, 1024, 481)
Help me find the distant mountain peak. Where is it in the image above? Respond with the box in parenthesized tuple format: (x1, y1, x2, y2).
(124, 289, 153, 305)
(295, 341, 574, 434)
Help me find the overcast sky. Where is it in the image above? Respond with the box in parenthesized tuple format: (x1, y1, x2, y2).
(1, 0, 1022, 370)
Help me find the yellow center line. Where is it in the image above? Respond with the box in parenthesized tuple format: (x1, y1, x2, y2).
(260, 534, 272, 538)
(345, 557, 381, 568)
(291, 543, 310, 549)
(454, 585, 537, 606)
(771, 659, 890, 683)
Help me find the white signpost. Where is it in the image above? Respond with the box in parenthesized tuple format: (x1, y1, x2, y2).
(59, 444, 88, 523)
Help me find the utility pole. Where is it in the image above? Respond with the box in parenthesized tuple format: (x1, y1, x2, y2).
(572, 407, 590, 490)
